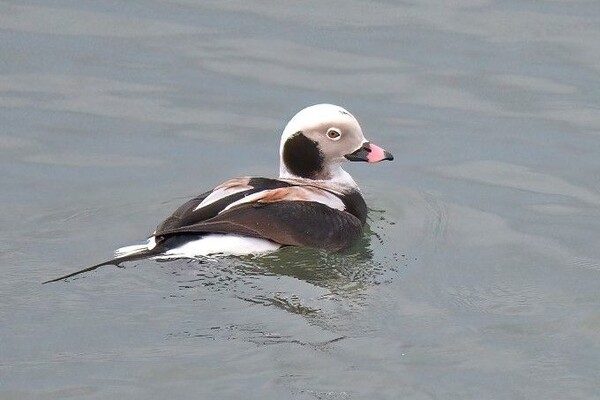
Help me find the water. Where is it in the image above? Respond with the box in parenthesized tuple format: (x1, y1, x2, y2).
(1, 1, 600, 398)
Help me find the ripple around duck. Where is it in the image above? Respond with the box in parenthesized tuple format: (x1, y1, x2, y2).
(163, 238, 394, 313)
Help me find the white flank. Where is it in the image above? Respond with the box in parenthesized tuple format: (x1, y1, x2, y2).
(156, 234, 280, 259)
(114, 234, 279, 260)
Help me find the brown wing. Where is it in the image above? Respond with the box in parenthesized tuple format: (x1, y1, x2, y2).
(155, 201, 363, 252)
(155, 177, 293, 234)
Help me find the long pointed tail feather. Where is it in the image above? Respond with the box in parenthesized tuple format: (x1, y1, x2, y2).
(42, 248, 160, 284)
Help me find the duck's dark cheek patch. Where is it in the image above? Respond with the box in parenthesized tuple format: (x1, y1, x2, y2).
(283, 131, 324, 179)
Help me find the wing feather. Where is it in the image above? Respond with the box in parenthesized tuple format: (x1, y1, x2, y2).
(156, 201, 362, 251)
(155, 177, 294, 234)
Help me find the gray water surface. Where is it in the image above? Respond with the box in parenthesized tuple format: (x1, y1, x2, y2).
(1, 1, 600, 399)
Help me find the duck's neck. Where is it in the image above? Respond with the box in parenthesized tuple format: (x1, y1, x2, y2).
(279, 163, 360, 192)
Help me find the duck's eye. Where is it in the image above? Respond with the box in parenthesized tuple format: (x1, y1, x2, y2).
(326, 128, 342, 140)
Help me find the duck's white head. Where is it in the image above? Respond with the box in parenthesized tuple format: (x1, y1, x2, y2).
(279, 104, 393, 184)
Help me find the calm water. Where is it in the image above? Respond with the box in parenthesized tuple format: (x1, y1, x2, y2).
(2, 1, 600, 399)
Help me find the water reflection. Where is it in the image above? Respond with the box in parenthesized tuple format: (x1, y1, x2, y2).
(164, 215, 401, 318)
(158, 216, 406, 349)
(244, 235, 376, 289)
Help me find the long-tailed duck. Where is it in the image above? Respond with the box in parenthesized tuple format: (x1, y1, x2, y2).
(44, 104, 393, 283)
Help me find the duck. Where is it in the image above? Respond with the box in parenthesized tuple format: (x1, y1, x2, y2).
(44, 104, 393, 283)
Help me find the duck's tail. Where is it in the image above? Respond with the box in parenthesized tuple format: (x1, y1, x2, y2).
(42, 246, 160, 284)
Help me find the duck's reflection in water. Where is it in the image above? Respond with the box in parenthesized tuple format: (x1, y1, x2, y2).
(161, 213, 407, 345)
(163, 220, 401, 318)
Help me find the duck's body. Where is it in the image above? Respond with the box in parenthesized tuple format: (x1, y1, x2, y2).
(117, 176, 368, 260)
(44, 104, 392, 283)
